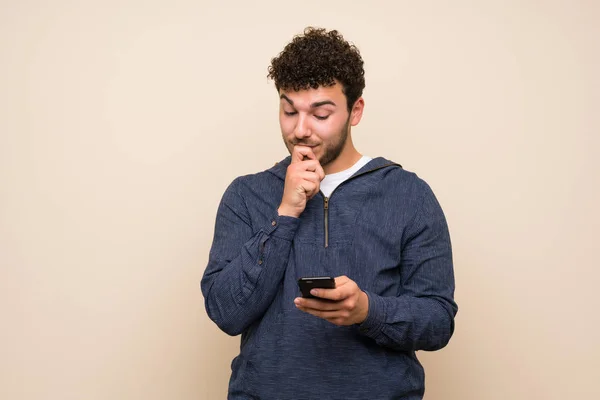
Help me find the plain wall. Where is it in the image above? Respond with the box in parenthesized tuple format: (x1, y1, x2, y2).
(1, 0, 598, 399)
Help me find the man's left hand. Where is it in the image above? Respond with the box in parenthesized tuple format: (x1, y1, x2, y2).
(294, 276, 369, 326)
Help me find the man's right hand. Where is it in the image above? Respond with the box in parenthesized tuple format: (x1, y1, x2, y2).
(278, 146, 325, 218)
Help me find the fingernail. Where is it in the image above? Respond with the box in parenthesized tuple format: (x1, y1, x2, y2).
(310, 289, 318, 296)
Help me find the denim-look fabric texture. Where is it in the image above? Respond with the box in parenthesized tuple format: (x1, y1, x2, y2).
(201, 156, 458, 400)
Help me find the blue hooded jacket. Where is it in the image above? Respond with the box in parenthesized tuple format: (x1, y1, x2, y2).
(201, 156, 457, 399)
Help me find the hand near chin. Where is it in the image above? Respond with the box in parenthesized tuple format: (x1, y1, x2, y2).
(278, 146, 325, 218)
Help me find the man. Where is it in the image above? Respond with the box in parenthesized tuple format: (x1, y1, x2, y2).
(201, 27, 457, 399)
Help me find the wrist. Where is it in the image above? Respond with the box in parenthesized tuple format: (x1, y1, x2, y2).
(356, 291, 369, 324)
(278, 204, 301, 218)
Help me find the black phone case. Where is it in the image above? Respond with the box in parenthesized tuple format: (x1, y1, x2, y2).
(297, 277, 335, 298)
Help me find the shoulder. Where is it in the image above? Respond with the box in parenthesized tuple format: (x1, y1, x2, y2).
(372, 158, 441, 210)
(374, 158, 432, 193)
(222, 158, 288, 200)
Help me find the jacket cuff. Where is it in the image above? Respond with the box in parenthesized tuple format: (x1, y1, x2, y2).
(265, 214, 300, 241)
(358, 290, 386, 340)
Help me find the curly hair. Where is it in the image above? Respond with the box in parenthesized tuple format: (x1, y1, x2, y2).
(267, 27, 365, 111)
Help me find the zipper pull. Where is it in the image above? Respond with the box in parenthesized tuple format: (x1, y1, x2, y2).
(324, 197, 329, 210)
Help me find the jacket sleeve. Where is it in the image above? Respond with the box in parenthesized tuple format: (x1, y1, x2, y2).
(201, 178, 299, 336)
(358, 179, 458, 351)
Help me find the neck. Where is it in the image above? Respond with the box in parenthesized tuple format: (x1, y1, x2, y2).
(323, 136, 362, 174)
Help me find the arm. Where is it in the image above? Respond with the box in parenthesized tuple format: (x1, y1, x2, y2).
(201, 178, 300, 336)
(358, 180, 457, 351)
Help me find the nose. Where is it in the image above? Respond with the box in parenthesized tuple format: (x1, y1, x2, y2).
(293, 114, 311, 139)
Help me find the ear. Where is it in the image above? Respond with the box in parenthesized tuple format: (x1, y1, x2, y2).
(349, 97, 365, 126)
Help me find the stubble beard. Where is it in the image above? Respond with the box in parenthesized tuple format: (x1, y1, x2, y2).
(284, 116, 351, 168)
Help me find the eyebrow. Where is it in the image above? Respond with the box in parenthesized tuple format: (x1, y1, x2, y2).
(280, 94, 336, 108)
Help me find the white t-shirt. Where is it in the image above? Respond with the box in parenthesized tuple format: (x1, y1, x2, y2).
(320, 156, 372, 198)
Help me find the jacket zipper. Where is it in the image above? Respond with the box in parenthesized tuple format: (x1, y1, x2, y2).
(320, 162, 400, 248)
(323, 197, 329, 248)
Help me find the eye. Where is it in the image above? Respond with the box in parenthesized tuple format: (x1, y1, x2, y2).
(284, 111, 298, 116)
(315, 115, 330, 121)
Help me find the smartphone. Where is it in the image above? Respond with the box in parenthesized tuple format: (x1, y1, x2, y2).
(297, 276, 336, 298)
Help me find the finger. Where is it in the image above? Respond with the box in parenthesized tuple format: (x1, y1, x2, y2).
(291, 146, 317, 163)
(334, 276, 351, 287)
(296, 178, 317, 193)
(300, 179, 321, 199)
(297, 182, 319, 201)
(289, 159, 322, 176)
(310, 279, 354, 301)
(295, 305, 350, 322)
(308, 287, 347, 302)
(297, 173, 321, 192)
(294, 297, 342, 312)
(299, 159, 324, 181)
(315, 162, 325, 181)
(292, 160, 319, 173)
(299, 171, 322, 186)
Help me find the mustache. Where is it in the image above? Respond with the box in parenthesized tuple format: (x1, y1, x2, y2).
(289, 140, 319, 147)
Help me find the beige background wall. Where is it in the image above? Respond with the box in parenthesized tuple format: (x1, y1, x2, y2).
(1, 1, 598, 399)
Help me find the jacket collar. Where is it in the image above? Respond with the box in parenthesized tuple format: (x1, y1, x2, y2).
(267, 156, 401, 181)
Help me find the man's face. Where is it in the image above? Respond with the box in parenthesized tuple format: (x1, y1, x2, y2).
(279, 82, 354, 168)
